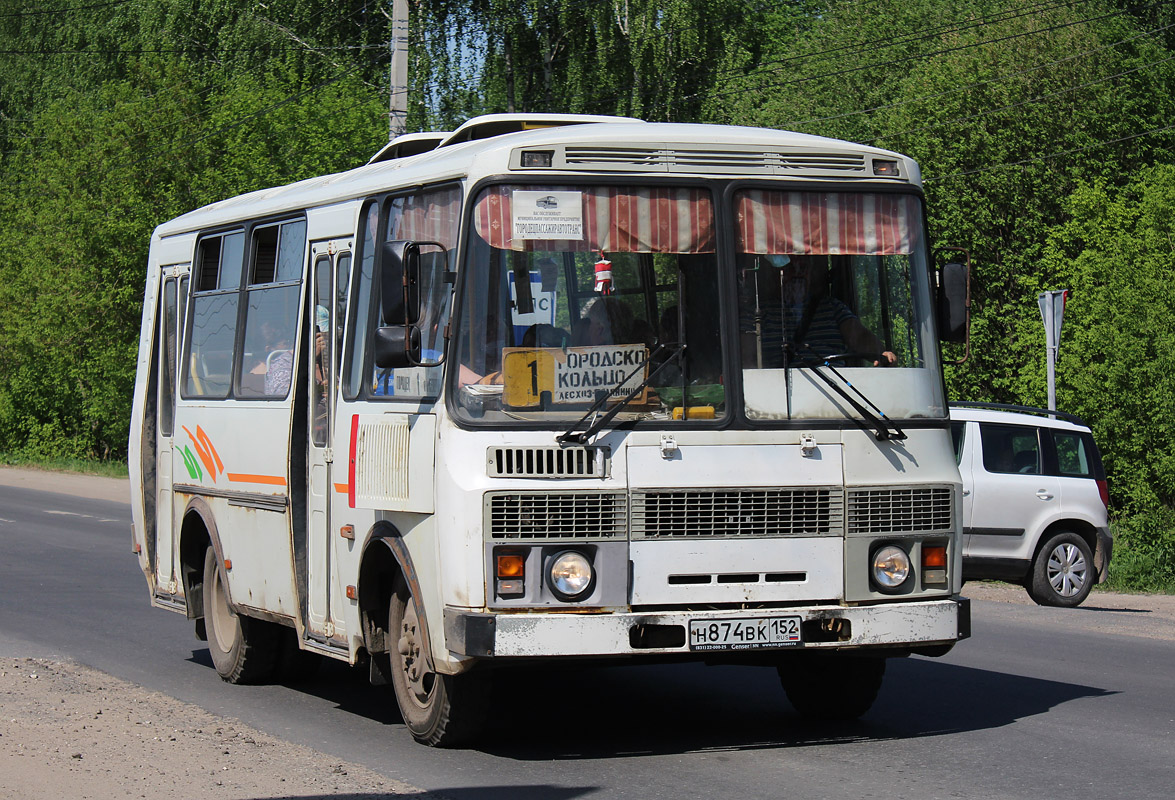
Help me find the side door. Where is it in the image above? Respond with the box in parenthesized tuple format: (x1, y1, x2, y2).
(306, 242, 351, 643)
(968, 421, 1061, 565)
(155, 267, 188, 600)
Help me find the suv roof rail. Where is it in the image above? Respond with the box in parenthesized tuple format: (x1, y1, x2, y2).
(949, 401, 1086, 427)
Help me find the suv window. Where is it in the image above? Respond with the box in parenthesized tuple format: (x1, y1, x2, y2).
(1053, 430, 1092, 477)
(980, 422, 1041, 475)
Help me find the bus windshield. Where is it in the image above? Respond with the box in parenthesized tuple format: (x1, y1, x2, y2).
(451, 184, 944, 426)
(734, 189, 943, 421)
(453, 184, 724, 424)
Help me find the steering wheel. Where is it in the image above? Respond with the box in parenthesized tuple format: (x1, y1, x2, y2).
(819, 351, 891, 367)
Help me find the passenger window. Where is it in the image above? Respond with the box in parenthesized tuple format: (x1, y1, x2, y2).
(237, 219, 306, 398)
(184, 231, 244, 397)
(1053, 431, 1091, 477)
(980, 423, 1041, 475)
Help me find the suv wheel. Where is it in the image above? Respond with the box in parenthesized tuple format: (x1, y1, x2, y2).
(1027, 531, 1094, 608)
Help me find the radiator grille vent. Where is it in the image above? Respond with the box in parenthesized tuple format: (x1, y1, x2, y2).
(847, 487, 954, 533)
(631, 488, 843, 539)
(487, 492, 626, 540)
(561, 146, 868, 175)
(487, 446, 608, 478)
(354, 417, 410, 504)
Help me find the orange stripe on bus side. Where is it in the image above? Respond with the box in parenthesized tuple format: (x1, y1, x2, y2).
(226, 473, 288, 487)
(333, 483, 349, 494)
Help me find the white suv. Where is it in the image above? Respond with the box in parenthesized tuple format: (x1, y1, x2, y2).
(949, 403, 1112, 607)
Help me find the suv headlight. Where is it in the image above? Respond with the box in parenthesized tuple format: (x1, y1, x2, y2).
(548, 551, 594, 601)
(872, 545, 912, 590)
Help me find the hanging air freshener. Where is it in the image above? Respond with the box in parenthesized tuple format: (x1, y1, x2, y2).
(593, 251, 613, 295)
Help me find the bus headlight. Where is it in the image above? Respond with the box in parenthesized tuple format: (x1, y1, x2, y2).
(548, 551, 594, 601)
(871, 545, 912, 591)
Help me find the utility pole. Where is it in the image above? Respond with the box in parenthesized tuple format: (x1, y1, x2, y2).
(389, 0, 409, 140)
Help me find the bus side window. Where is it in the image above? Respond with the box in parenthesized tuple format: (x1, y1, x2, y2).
(236, 220, 306, 399)
(184, 231, 244, 398)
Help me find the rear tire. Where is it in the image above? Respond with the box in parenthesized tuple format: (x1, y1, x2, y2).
(202, 547, 279, 684)
(388, 578, 489, 746)
(1027, 531, 1094, 607)
(779, 654, 886, 721)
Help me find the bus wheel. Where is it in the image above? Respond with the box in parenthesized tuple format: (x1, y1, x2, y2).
(202, 547, 279, 684)
(778, 654, 886, 721)
(388, 578, 489, 747)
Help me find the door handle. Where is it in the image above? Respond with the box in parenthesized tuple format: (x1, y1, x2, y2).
(1036, 489, 1054, 500)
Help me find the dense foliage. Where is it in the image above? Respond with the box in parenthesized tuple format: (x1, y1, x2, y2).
(2, 1, 1173, 580)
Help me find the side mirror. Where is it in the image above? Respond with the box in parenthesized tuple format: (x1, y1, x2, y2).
(373, 325, 421, 369)
(937, 259, 970, 345)
(379, 240, 421, 326)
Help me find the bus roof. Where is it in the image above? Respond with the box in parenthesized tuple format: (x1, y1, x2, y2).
(154, 119, 918, 239)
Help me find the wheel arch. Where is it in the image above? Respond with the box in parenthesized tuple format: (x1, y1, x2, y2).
(357, 521, 435, 673)
(178, 496, 224, 621)
(1031, 518, 1097, 566)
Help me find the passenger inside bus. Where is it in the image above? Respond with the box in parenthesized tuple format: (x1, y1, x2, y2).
(240, 318, 294, 397)
(738, 254, 896, 369)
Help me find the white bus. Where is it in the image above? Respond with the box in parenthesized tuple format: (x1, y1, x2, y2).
(129, 113, 972, 746)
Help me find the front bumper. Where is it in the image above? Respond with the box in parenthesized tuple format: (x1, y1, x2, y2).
(444, 597, 968, 658)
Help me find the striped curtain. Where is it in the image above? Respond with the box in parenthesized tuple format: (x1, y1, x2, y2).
(736, 191, 922, 255)
(389, 185, 462, 250)
(474, 185, 715, 253)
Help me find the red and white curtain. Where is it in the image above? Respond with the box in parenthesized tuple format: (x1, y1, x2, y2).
(736, 191, 922, 255)
(474, 185, 715, 253)
(389, 186, 462, 250)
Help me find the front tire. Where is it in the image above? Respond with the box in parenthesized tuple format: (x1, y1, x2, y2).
(1027, 531, 1094, 607)
(202, 547, 279, 684)
(388, 578, 489, 746)
(779, 654, 886, 721)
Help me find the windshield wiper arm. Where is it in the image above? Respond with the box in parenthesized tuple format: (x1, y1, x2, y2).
(790, 347, 907, 441)
(557, 343, 684, 445)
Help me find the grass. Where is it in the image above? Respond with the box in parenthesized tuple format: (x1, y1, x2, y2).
(1100, 512, 1175, 595)
(0, 454, 128, 479)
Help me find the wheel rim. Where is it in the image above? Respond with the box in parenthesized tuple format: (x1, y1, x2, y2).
(1047, 543, 1088, 597)
(396, 596, 436, 709)
(208, 562, 239, 654)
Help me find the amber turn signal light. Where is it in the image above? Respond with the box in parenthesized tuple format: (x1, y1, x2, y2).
(922, 545, 947, 569)
(496, 554, 525, 578)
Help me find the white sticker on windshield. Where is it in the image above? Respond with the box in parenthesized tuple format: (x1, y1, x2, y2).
(512, 191, 584, 240)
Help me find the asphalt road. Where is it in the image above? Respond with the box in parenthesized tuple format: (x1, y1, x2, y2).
(1, 477, 1172, 799)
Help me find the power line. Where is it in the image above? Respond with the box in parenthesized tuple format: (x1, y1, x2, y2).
(764, 19, 1172, 132)
(0, 44, 387, 56)
(926, 122, 1175, 182)
(698, 2, 1147, 107)
(869, 47, 1175, 146)
(0, 0, 129, 17)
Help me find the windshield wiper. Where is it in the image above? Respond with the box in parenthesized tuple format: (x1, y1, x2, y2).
(557, 343, 685, 445)
(789, 347, 907, 441)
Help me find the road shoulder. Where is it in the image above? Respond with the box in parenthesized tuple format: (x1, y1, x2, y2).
(0, 466, 130, 504)
(0, 657, 425, 799)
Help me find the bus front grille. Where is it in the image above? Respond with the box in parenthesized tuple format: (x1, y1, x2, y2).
(846, 486, 954, 534)
(630, 488, 843, 539)
(486, 491, 626, 540)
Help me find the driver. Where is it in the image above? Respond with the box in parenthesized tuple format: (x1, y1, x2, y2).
(741, 254, 896, 368)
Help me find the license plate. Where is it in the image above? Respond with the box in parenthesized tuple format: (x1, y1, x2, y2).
(688, 616, 803, 651)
